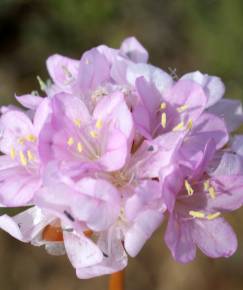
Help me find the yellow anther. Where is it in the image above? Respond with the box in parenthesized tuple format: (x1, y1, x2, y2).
(185, 180, 194, 196)
(177, 104, 188, 113)
(189, 210, 205, 219)
(95, 118, 103, 129)
(161, 112, 167, 128)
(27, 150, 35, 161)
(172, 121, 184, 131)
(76, 142, 83, 153)
(26, 134, 37, 142)
(18, 137, 25, 145)
(19, 151, 28, 166)
(67, 137, 74, 146)
(207, 212, 221, 220)
(187, 119, 193, 130)
(208, 186, 216, 199)
(10, 147, 16, 160)
(203, 180, 210, 191)
(85, 58, 90, 65)
(90, 130, 97, 138)
(73, 119, 81, 128)
(160, 102, 167, 110)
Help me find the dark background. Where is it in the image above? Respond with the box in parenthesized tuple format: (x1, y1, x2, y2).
(1, 1, 243, 289)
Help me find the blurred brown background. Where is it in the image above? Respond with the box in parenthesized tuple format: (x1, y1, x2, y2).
(1, 0, 243, 289)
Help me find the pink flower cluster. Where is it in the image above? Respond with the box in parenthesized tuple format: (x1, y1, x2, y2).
(1, 37, 243, 278)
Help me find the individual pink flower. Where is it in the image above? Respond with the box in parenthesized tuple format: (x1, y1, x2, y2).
(162, 139, 243, 263)
(0, 99, 50, 206)
(39, 91, 134, 174)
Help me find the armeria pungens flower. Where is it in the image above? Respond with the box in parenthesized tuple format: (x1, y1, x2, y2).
(0, 37, 243, 279)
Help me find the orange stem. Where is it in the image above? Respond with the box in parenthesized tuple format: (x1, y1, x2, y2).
(109, 270, 125, 290)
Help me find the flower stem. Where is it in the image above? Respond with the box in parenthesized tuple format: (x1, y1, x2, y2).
(109, 270, 125, 290)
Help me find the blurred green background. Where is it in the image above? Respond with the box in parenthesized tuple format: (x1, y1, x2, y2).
(1, 0, 243, 289)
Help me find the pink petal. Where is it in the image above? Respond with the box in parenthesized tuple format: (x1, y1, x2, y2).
(181, 71, 225, 108)
(76, 48, 110, 94)
(0, 207, 53, 242)
(46, 54, 79, 90)
(208, 99, 243, 132)
(165, 215, 196, 263)
(163, 79, 208, 123)
(99, 129, 128, 172)
(126, 63, 173, 94)
(93, 92, 134, 140)
(16, 94, 43, 110)
(64, 231, 103, 268)
(0, 110, 34, 154)
(193, 218, 237, 258)
(73, 178, 120, 231)
(191, 112, 229, 150)
(76, 228, 127, 279)
(120, 37, 148, 63)
(124, 209, 163, 257)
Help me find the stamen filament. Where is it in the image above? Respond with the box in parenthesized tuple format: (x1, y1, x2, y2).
(203, 180, 210, 191)
(207, 212, 221, 220)
(177, 104, 188, 113)
(189, 210, 205, 219)
(27, 150, 35, 161)
(187, 119, 193, 130)
(185, 180, 194, 196)
(77, 142, 83, 153)
(172, 121, 184, 131)
(73, 119, 81, 128)
(90, 130, 97, 138)
(95, 118, 103, 129)
(19, 151, 28, 166)
(208, 186, 216, 199)
(26, 134, 37, 142)
(10, 147, 16, 159)
(67, 137, 74, 146)
(161, 112, 167, 128)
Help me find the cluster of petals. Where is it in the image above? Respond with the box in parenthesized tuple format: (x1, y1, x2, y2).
(1, 37, 243, 278)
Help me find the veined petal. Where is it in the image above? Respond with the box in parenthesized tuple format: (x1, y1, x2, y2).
(163, 79, 208, 123)
(93, 92, 134, 140)
(125, 209, 163, 257)
(73, 178, 120, 231)
(0, 173, 41, 207)
(231, 135, 243, 156)
(0, 110, 34, 155)
(16, 94, 43, 110)
(64, 231, 103, 268)
(165, 214, 196, 263)
(120, 36, 148, 63)
(99, 129, 128, 172)
(190, 112, 229, 150)
(192, 218, 237, 258)
(210, 152, 243, 176)
(125, 180, 162, 220)
(160, 164, 183, 212)
(208, 99, 243, 132)
(33, 98, 51, 134)
(0, 207, 53, 242)
(76, 228, 127, 279)
(181, 71, 225, 108)
(76, 48, 110, 94)
(46, 54, 79, 90)
(207, 176, 243, 211)
(126, 63, 173, 94)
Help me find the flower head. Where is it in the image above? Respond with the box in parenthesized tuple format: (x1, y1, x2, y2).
(1, 37, 243, 279)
